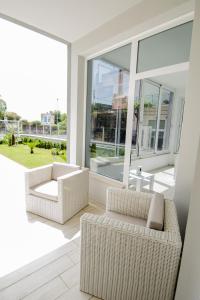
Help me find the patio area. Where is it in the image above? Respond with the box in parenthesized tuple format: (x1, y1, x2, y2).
(0, 154, 175, 299)
(0, 154, 104, 299)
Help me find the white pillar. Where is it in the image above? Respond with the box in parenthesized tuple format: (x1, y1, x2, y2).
(175, 2, 200, 298)
(69, 51, 85, 166)
(174, 0, 200, 237)
(175, 139, 200, 299)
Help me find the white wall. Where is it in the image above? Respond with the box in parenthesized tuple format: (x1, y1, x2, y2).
(130, 153, 174, 172)
(174, 0, 200, 236)
(73, 0, 193, 55)
(69, 53, 86, 165)
(175, 145, 200, 298)
(175, 4, 200, 298)
(89, 172, 125, 206)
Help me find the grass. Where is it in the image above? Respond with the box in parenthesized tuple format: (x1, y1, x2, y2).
(0, 144, 66, 168)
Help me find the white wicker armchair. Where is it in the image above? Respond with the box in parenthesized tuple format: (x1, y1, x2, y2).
(25, 162, 89, 224)
(80, 188, 182, 300)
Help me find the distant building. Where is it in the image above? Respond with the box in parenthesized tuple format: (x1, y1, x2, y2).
(41, 112, 55, 125)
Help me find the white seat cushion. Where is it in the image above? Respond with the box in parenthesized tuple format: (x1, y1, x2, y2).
(30, 180, 58, 202)
(105, 211, 146, 227)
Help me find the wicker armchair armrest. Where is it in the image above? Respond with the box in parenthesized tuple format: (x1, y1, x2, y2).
(106, 187, 152, 219)
(58, 169, 89, 213)
(25, 164, 52, 192)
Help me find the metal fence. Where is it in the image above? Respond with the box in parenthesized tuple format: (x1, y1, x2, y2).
(0, 120, 67, 140)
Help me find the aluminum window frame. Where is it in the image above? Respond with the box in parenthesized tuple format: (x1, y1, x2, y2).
(84, 13, 192, 186)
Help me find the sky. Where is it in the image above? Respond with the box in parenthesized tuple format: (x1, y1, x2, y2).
(0, 18, 67, 121)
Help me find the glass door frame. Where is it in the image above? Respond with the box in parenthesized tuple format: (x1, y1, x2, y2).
(84, 13, 192, 187)
(122, 41, 189, 187)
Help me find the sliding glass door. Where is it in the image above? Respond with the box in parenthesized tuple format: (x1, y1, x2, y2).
(85, 20, 192, 186)
(129, 79, 174, 186)
(85, 44, 131, 181)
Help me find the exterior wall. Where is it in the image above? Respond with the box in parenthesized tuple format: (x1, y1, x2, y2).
(89, 171, 125, 206)
(69, 0, 196, 223)
(41, 112, 55, 125)
(70, 53, 85, 165)
(130, 153, 174, 172)
(70, 0, 194, 167)
(175, 140, 200, 299)
(174, 0, 200, 237)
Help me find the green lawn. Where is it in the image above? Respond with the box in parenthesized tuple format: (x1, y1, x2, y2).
(0, 144, 66, 168)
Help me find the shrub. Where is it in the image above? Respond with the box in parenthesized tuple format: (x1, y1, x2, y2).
(21, 137, 67, 151)
(51, 148, 60, 156)
(60, 142, 66, 150)
(27, 140, 38, 154)
(59, 150, 66, 161)
(90, 143, 96, 153)
(3, 133, 15, 146)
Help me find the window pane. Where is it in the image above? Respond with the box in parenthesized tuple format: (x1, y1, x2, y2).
(131, 80, 141, 155)
(158, 88, 173, 151)
(85, 44, 131, 181)
(137, 21, 193, 73)
(139, 80, 160, 155)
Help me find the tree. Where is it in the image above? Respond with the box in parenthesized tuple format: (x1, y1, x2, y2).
(27, 140, 38, 154)
(6, 111, 21, 121)
(31, 120, 41, 126)
(61, 113, 67, 123)
(0, 96, 7, 120)
(21, 119, 29, 126)
(53, 110, 61, 124)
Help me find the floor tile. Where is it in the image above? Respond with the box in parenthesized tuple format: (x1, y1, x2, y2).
(23, 277, 68, 300)
(0, 254, 73, 300)
(56, 285, 91, 300)
(60, 264, 80, 288)
(68, 249, 80, 264)
(0, 241, 77, 291)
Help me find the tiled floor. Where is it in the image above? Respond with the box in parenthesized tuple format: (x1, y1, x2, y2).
(0, 154, 175, 299)
(148, 166, 175, 199)
(0, 204, 103, 300)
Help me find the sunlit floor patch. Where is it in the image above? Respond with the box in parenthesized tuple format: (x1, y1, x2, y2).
(0, 155, 82, 277)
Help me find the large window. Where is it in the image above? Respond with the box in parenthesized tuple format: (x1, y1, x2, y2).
(137, 21, 193, 72)
(85, 44, 131, 181)
(132, 79, 174, 158)
(85, 20, 192, 183)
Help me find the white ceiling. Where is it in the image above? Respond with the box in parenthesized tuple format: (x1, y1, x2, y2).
(0, 0, 142, 42)
(151, 70, 189, 96)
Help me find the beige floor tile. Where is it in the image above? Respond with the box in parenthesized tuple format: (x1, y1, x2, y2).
(73, 236, 81, 247)
(0, 241, 77, 291)
(56, 285, 91, 300)
(0, 254, 73, 300)
(68, 249, 80, 264)
(60, 264, 80, 288)
(23, 277, 68, 300)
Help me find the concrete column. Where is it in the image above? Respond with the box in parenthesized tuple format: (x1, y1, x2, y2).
(69, 50, 85, 166)
(174, 0, 200, 237)
(175, 144, 200, 300)
(175, 140, 200, 299)
(175, 3, 200, 298)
